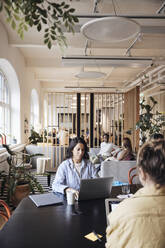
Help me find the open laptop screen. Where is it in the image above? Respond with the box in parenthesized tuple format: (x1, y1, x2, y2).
(78, 177, 113, 201)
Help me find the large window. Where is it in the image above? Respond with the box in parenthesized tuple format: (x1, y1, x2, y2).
(0, 70, 10, 143)
(30, 89, 39, 129)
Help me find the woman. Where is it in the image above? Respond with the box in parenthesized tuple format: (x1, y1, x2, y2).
(52, 137, 98, 197)
(117, 137, 135, 161)
(106, 139, 165, 248)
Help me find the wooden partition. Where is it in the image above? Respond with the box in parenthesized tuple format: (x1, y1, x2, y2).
(124, 87, 140, 152)
(40, 92, 128, 168)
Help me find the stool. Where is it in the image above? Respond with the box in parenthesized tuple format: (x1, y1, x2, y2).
(36, 157, 51, 174)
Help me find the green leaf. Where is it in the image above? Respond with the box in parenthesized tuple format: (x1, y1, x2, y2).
(11, 19, 16, 30)
(64, 4, 70, 9)
(44, 38, 49, 44)
(51, 35, 56, 40)
(47, 6, 51, 11)
(14, 14, 20, 21)
(6, 17, 11, 23)
(24, 24, 28, 31)
(37, 23, 42, 31)
(20, 31, 24, 40)
(72, 15, 79, 23)
(37, 7, 47, 18)
(48, 40, 52, 49)
(44, 33, 49, 38)
(41, 18, 47, 24)
(34, 20, 40, 25)
(69, 8, 75, 13)
(29, 19, 34, 27)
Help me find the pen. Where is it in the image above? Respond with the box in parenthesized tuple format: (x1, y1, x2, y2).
(93, 230, 102, 242)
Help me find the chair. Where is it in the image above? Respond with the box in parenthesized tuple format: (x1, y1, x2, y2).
(100, 160, 137, 183)
(128, 167, 138, 184)
(0, 200, 11, 229)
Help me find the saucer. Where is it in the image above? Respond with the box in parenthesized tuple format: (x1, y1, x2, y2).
(117, 194, 133, 199)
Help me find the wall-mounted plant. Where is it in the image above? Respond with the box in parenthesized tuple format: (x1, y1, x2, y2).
(0, 0, 79, 49)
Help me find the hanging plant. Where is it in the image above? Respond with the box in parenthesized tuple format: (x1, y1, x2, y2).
(0, 0, 79, 49)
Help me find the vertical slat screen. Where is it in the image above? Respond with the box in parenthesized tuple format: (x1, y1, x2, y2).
(93, 93, 124, 147)
(41, 92, 124, 168)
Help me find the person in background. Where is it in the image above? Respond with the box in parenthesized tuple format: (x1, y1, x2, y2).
(52, 128, 56, 145)
(98, 133, 117, 160)
(52, 137, 98, 198)
(117, 137, 135, 161)
(106, 139, 165, 248)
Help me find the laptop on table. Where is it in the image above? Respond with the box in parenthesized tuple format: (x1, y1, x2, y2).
(78, 177, 113, 201)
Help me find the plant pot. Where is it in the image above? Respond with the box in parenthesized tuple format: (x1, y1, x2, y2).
(11, 183, 30, 207)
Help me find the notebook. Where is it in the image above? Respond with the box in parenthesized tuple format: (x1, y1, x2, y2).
(29, 192, 63, 207)
(78, 177, 113, 201)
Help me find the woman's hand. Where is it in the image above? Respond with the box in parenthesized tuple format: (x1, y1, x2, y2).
(65, 188, 79, 200)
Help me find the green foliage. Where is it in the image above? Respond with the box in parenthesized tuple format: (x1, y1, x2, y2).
(136, 96, 165, 143)
(29, 128, 47, 144)
(0, 144, 44, 204)
(0, 0, 79, 49)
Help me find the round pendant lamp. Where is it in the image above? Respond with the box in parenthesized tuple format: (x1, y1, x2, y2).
(81, 16, 141, 42)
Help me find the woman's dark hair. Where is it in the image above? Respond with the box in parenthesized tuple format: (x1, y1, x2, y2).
(65, 136, 89, 160)
(150, 133, 164, 141)
(123, 137, 133, 153)
(137, 139, 165, 185)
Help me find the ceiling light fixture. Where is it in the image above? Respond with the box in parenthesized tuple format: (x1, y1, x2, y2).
(62, 55, 153, 68)
(81, 16, 141, 42)
(75, 66, 106, 79)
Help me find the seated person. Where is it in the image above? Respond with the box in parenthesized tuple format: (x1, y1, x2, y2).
(98, 133, 117, 159)
(117, 137, 135, 161)
(90, 133, 118, 165)
(106, 139, 165, 248)
(52, 137, 98, 198)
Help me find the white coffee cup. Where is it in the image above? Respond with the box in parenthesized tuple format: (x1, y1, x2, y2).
(66, 191, 75, 205)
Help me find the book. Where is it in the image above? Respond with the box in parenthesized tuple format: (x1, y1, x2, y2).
(29, 192, 63, 207)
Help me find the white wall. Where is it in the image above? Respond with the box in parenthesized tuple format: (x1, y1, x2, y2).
(0, 21, 41, 143)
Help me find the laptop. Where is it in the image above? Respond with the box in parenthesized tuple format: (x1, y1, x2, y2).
(29, 192, 63, 207)
(78, 177, 113, 201)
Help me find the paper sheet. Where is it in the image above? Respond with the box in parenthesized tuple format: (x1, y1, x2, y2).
(84, 232, 102, 242)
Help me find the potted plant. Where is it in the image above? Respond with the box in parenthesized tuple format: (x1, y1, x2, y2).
(0, 144, 44, 207)
(136, 96, 165, 144)
(126, 96, 165, 144)
(28, 127, 47, 144)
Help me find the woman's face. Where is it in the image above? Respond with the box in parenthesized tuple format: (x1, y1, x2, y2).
(72, 143, 85, 162)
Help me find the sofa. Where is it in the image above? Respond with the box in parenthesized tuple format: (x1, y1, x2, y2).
(100, 160, 138, 184)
